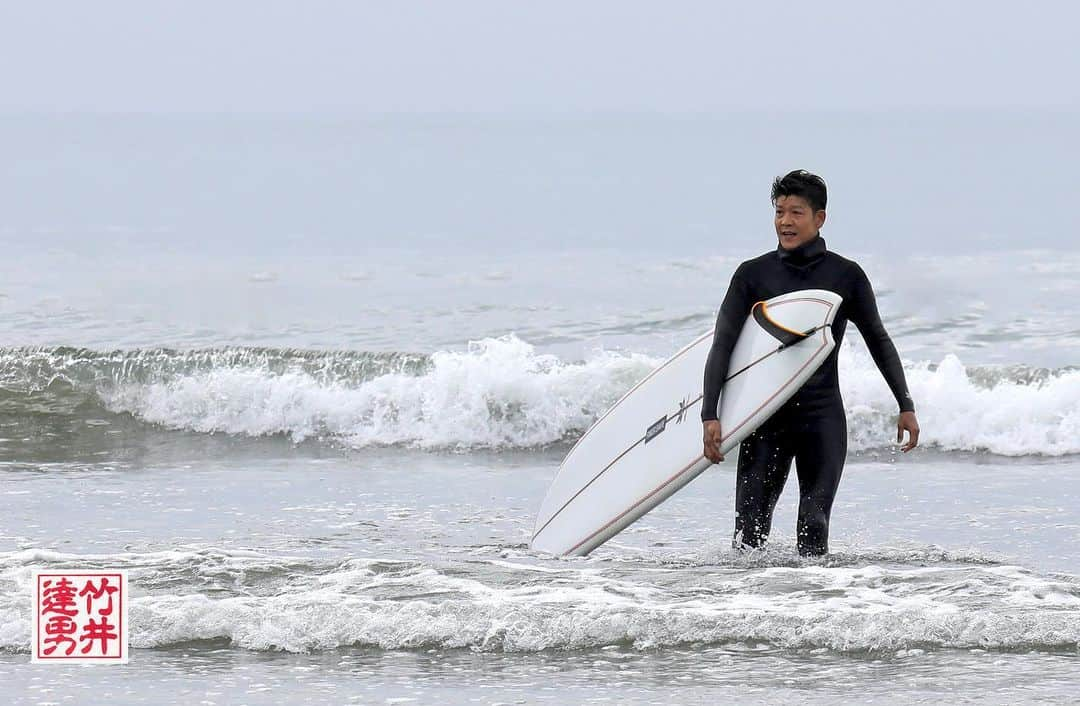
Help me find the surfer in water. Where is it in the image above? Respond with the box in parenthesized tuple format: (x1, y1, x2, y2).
(701, 169, 920, 556)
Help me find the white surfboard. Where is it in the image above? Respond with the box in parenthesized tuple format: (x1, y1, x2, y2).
(531, 289, 843, 557)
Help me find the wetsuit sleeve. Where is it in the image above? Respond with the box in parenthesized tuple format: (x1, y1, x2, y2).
(848, 263, 916, 413)
(701, 263, 753, 422)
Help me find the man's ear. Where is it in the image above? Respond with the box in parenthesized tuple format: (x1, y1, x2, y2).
(815, 210, 827, 229)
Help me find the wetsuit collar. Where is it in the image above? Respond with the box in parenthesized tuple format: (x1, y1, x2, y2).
(777, 233, 827, 266)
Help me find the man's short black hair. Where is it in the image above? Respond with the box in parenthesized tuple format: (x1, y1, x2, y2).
(771, 170, 827, 212)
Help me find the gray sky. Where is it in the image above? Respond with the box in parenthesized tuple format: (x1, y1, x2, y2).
(2, 1, 1078, 113)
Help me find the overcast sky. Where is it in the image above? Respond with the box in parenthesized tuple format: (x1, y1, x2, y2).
(2, 1, 1078, 114)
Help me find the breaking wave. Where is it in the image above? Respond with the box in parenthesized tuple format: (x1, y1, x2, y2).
(1, 337, 1077, 455)
(2, 546, 1078, 654)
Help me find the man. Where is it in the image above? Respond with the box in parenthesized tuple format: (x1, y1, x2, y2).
(701, 170, 920, 556)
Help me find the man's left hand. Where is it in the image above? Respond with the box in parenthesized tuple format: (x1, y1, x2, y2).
(897, 411, 920, 452)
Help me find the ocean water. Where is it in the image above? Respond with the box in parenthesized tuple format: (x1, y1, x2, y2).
(1, 114, 1079, 704)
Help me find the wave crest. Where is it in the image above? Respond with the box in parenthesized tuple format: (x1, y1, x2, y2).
(2, 338, 1078, 455)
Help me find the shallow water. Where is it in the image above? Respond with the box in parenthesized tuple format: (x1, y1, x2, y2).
(3, 450, 1080, 702)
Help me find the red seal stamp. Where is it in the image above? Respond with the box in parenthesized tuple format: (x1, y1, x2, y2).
(31, 571, 129, 663)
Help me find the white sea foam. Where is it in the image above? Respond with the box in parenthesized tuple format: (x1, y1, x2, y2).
(88, 335, 1080, 455)
(6, 337, 1071, 455)
(841, 346, 1080, 455)
(3, 547, 1078, 654)
(100, 335, 658, 449)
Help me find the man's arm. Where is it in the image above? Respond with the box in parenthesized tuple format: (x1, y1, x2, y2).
(701, 263, 753, 423)
(849, 262, 920, 452)
(848, 262, 914, 413)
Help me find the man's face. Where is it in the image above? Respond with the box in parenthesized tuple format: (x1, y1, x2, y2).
(774, 195, 826, 250)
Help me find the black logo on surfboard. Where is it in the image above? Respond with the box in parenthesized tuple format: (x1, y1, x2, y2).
(644, 415, 667, 444)
(644, 394, 696, 444)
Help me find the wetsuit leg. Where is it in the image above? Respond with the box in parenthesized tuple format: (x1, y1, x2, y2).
(792, 406, 847, 556)
(733, 415, 796, 550)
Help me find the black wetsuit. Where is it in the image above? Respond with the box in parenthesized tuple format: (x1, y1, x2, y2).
(701, 234, 914, 555)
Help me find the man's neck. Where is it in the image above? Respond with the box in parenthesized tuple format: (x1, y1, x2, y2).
(777, 233, 826, 263)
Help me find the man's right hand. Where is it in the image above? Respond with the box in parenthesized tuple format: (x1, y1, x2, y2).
(702, 420, 724, 463)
